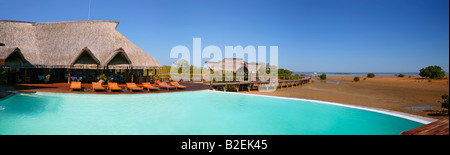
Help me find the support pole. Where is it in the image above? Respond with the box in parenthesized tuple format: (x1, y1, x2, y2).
(24, 68, 27, 84)
(154, 69, 157, 82)
(131, 69, 134, 83)
(68, 70, 71, 84)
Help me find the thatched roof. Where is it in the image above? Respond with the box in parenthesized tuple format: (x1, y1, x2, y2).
(0, 20, 162, 69)
(70, 47, 101, 69)
(0, 47, 31, 67)
(205, 58, 262, 73)
(0, 47, 18, 60)
(105, 48, 132, 69)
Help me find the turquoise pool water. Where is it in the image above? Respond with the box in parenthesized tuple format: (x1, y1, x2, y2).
(0, 91, 425, 135)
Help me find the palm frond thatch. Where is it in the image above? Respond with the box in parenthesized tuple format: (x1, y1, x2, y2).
(0, 20, 163, 69)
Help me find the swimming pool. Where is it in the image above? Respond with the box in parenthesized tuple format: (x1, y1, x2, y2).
(0, 90, 429, 135)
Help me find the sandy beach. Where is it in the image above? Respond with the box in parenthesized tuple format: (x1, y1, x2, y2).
(244, 76, 449, 119)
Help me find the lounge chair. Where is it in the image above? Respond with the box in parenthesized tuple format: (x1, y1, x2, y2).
(170, 82, 187, 89)
(142, 82, 160, 91)
(126, 82, 143, 92)
(108, 82, 123, 92)
(155, 80, 176, 90)
(92, 82, 106, 92)
(70, 81, 82, 91)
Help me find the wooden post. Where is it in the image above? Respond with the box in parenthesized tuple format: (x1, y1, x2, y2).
(86, 69, 89, 83)
(210, 80, 213, 90)
(154, 69, 157, 82)
(68, 70, 71, 84)
(24, 68, 27, 83)
(131, 69, 134, 83)
(289, 78, 292, 87)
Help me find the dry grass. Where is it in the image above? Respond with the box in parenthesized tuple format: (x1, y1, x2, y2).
(244, 75, 449, 119)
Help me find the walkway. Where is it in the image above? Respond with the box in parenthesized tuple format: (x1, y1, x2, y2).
(9, 82, 210, 95)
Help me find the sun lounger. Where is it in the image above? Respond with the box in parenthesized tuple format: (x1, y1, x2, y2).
(108, 82, 123, 92)
(170, 82, 187, 89)
(155, 80, 176, 90)
(142, 82, 160, 91)
(92, 82, 106, 92)
(126, 82, 143, 92)
(70, 81, 82, 91)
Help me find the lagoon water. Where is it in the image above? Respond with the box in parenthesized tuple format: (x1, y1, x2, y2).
(293, 72, 421, 77)
(0, 91, 423, 135)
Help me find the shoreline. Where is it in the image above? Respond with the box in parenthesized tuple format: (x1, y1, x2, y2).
(292, 72, 441, 77)
(244, 75, 449, 119)
(215, 90, 436, 124)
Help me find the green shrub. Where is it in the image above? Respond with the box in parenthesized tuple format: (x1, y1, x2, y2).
(98, 73, 106, 81)
(0, 71, 7, 84)
(353, 77, 360, 82)
(419, 65, 446, 79)
(398, 74, 405, 78)
(227, 85, 236, 91)
(278, 68, 293, 79)
(440, 95, 449, 109)
(319, 73, 327, 80)
(367, 73, 375, 78)
(292, 74, 304, 79)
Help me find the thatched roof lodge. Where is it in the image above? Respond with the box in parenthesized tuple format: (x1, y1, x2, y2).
(205, 58, 262, 74)
(0, 20, 162, 84)
(0, 20, 162, 69)
(204, 58, 263, 81)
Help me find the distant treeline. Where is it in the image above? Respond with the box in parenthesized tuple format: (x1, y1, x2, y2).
(158, 65, 305, 80)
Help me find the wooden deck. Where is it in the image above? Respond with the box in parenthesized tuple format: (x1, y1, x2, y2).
(10, 82, 210, 95)
(401, 118, 449, 135)
(206, 77, 311, 92)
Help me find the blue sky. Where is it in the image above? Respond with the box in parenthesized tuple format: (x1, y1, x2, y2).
(1, 0, 448, 73)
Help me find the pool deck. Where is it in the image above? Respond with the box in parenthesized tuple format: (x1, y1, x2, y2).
(401, 118, 449, 135)
(2, 83, 448, 135)
(7, 82, 210, 95)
